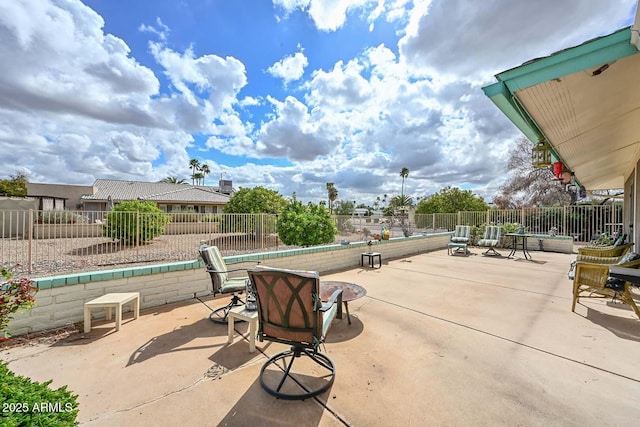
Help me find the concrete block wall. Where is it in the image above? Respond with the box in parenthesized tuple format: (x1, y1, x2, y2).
(7, 233, 451, 336)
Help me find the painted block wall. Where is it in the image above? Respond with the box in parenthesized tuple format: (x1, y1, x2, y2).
(8, 233, 451, 336)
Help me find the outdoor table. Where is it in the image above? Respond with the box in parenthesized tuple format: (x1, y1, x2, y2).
(320, 281, 367, 325)
(505, 233, 533, 260)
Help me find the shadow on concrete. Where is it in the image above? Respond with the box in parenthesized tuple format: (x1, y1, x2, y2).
(217, 377, 331, 427)
(126, 318, 226, 366)
(583, 305, 640, 342)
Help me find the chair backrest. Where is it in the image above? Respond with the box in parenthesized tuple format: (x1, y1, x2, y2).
(451, 225, 471, 242)
(483, 226, 502, 241)
(200, 245, 228, 292)
(248, 266, 322, 348)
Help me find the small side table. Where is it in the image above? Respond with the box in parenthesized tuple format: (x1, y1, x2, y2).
(228, 305, 258, 353)
(84, 292, 140, 333)
(361, 252, 382, 268)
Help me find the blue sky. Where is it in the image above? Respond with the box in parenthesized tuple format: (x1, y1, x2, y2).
(0, 0, 637, 205)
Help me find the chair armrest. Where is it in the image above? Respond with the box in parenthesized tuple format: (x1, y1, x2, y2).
(206, 261, 261, 274)
(320, 289, 343, 319)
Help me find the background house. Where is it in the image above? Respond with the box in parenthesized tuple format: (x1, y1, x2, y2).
(26, 179, 233, 213)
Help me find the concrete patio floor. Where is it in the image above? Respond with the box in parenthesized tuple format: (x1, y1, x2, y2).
(2, 248, 640, 426)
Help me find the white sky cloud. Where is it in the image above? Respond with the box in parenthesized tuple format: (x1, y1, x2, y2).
(0, 0, 637, 204)
(267, 49, 309, 85)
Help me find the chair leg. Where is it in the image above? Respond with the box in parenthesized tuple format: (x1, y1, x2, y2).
(621, 288, 640, 319)
(209, 295, 244, 324)
(483, 247, 500, 256)
(259, 346, 336, 400)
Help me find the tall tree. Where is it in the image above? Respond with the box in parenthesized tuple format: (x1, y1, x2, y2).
(200, 163, 211, 185)
(159, 176, 186, 184)
(493, 137, 571, 208)
(416, 187, 488, 214)
(193, 172, 205, 185)
(0, 172, 28, 196)
(326, 182, 338, 214)
(189, 159, 200, 185)
(223, 186, 287, 214)
(399, 167, 409, 199)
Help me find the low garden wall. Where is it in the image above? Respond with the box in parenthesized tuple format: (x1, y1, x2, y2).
(8, 232, 451, 336)
(502, 234, 573, 253)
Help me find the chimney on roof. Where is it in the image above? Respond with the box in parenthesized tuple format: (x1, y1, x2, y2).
(219, 179, 233, 194)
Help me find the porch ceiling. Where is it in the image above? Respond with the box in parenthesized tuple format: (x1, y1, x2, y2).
(514, 52, 640, 190)
(482, 25, 640, 191)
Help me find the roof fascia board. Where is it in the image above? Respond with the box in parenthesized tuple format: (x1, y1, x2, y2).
(482, 27, 638, 141)
(496, 27, 635, 92)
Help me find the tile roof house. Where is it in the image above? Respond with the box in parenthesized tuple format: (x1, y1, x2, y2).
(81, 179, 232, 213)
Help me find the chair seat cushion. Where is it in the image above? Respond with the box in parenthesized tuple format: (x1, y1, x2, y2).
(478, 239, 499, 246)
(322, 302, 338, 338)
(220, 277, 248, 293)
(451, 237, 469, 243)
(617, 252, 640, 264)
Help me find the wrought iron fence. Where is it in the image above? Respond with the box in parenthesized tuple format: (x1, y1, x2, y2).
(0, 205, 624, 278)
(1, 210, 281, 278)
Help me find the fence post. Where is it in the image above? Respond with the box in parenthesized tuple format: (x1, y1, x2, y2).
(563, 205, 567, 237)
(28, 209, 33, 274)
(432, 213, 436, 231)
(136, 210, 140, 262)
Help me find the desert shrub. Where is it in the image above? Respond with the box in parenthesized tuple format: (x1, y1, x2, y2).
(277, 200, 337, 246)
(0, 361, 79, 426)
(103, 200, 170, 245)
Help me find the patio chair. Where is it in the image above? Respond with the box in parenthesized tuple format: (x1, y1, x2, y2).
(477, 225, 502, 256)
(200, 245, 255, 324)
(247, 265, 343, 400)
(451, 225, 472, 244)
(577, 241, 632, 258)
(572, 253, 640, 319)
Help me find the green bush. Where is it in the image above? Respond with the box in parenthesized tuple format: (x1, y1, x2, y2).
(277, 200, 337, 246)
(103, 200, 170, 245)
(0, 361, 79, 426)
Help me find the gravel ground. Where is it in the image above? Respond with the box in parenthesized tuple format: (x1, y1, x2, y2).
(1, 232, 373, 279)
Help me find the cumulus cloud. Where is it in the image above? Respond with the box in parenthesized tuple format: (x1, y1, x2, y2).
(273, 0, 383, 31)
(399, 0, 637, 80)
(267, 48, 309, 85)
(0, 0, 635, 206)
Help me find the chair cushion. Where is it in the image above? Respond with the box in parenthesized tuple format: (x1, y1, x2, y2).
(321, 302, 338, 338)
(605, 277, 626, 291)
(617, 252, 640, 265)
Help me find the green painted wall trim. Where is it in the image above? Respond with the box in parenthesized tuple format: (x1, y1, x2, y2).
(33, 233, 450, 290)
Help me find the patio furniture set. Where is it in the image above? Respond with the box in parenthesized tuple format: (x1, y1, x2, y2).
(447, 225, 517, 257)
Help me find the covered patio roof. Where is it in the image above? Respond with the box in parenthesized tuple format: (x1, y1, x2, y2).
(483, 13, 640, 191)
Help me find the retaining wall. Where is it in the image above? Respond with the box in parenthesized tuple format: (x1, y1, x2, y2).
(8, 233, 451, 336)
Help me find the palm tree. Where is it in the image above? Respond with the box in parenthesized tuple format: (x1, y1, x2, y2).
(326, 183, 338, 214)
(159, 176, 186, 184)
(189, 159, 201, 185)
(400, 167, 409, 199)
(193, 172, 205, 185)
(200, 163, 211, 185)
